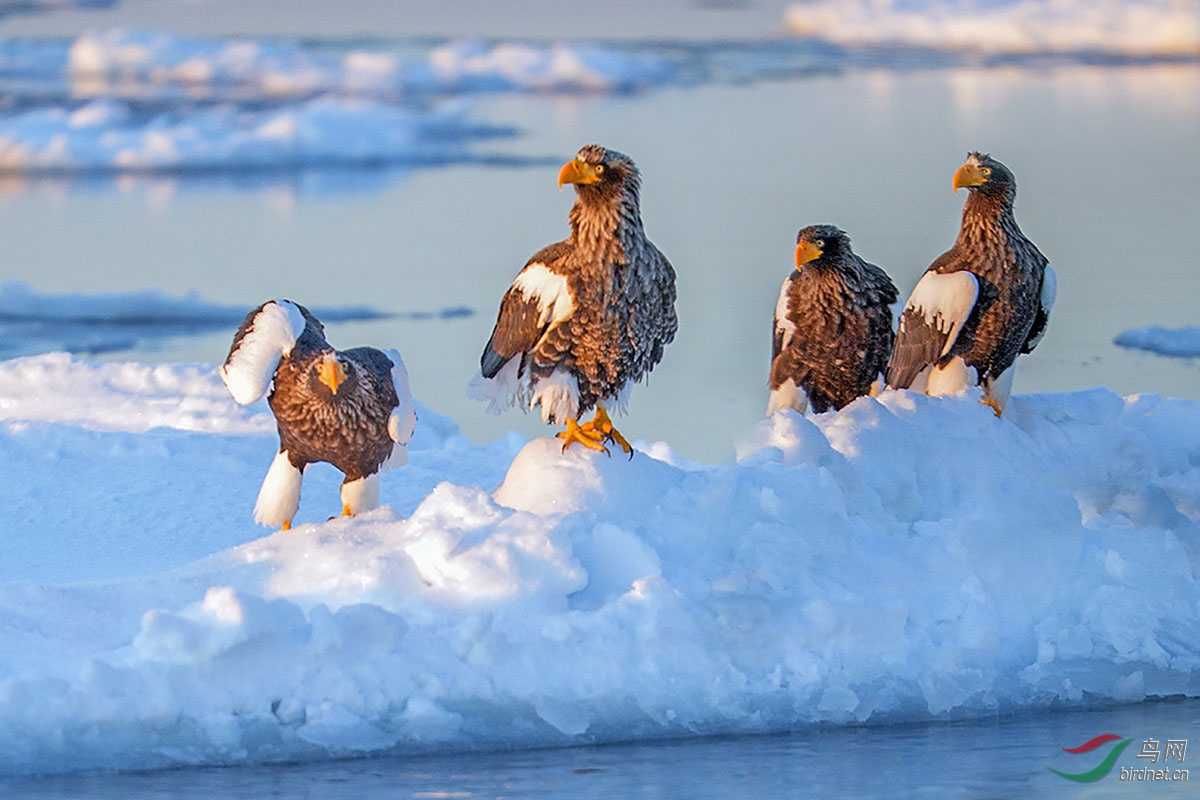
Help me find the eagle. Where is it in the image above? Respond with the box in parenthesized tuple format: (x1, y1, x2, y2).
(886, 152, 1056, 414)
(220, 300, 417, 529)
(768, 224, 898, 415)
(468, 143, 677, 456)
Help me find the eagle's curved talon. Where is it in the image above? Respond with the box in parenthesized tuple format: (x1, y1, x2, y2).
(558, 418, 609, 454)
(585, 408, 633, 458)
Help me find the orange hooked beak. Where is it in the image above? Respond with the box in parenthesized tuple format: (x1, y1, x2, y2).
(316, 357, 348, 395)
(953, 162, 990, 192)
(557, 158, 603, 189)
(794, 240, 823, 268)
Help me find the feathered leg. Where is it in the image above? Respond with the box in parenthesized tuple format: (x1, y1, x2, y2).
(254, 450, 303, 530)
(340, 473, 381, 517)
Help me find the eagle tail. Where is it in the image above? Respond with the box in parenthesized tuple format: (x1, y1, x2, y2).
(221, 300, 308, 405)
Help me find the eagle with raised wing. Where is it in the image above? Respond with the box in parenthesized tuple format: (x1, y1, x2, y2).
(886, 152, 1055, 414)
(221, 300, 416, 529)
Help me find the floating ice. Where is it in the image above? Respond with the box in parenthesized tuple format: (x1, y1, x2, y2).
(0, 354, 1197, 776)
(1115, 325, 1200, 358)
(787, 0, 1200, 56)
(0, 282, 469, 359)
(785, 0, 1200, 56)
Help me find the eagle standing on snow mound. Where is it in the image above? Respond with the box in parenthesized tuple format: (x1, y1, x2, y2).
(886, 152, 1056, 415)
(768, 225, 898, 415)
(220, 300, 417, 530)
(468, 144, 677, 456)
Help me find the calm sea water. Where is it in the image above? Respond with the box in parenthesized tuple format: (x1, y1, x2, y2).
(2, 63, 1198, 462)
(2, 698, 1196, 799)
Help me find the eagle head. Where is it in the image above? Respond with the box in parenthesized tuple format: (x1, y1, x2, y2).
(314, 353, 352, 396)
(953, 151, 1016, 202)
(558, 144, 640, 201)
(794, 224, 850, 269)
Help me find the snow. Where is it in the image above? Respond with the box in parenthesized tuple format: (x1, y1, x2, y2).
(0, 352, 1197, 776)
(785, 0, 1200, 56)
(1115, 325, 1200, 359)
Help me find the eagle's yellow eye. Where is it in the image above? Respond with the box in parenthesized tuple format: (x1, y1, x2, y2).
(981, 167, 992, 178)
(594, 164, 605, 175)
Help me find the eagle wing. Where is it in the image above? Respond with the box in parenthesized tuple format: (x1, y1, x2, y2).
(480, 241, 575, 377)
(381, 348, 417, 447)
(886, 269, 980, 390)
(1021, 264, 1056, 354)
(220, 299, 311, 405)
(766, 274, 810, 415)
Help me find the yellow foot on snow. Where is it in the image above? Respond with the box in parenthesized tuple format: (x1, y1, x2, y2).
(557, 408, 633, 458)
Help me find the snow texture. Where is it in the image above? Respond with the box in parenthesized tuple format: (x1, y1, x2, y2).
(1115, 325, 1200, 359)
(1, 353, 1198, 776)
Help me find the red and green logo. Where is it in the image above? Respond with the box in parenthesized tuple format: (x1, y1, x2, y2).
(1048, 733, 1134, 782)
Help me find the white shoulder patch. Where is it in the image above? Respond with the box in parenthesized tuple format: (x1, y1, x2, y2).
(774, 278, 796, 352)
(382, 347, 417, 449)
(220, 300, 307, 405)
(1040, 265, 1057, 316)
(513, 263, 574, 327)
(901, 271, 980, 357)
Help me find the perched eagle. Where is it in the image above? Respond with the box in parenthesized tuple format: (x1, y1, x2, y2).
(468, 143, 677, 456)
(768, 224, 898, 415)
(886, 152, 1056, 414)
(220, 300, 417, 529)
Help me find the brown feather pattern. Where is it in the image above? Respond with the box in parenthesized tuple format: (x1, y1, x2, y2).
(887, 152, 1051, 388)
(234, 302, 401, 482)
(770, 225, 898, 413)
(479, 144, 677, 421)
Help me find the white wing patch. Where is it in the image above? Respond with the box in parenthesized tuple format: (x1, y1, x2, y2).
(774, 278, 797, 352)
(513, 263, 574, 327)
(900, 271, 980, 357)
(382, 348, 417, 446)
(1040, 265, 1058, 315)
(220, 300, 307, 405)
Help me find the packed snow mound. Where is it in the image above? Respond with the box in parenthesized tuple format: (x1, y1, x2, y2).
(1115, 325, 1200, 359)
(785, 0, 1200, 56)
(0, 355, 1198, 776)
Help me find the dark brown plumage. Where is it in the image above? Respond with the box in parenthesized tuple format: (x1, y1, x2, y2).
(886, 152, 1055, 414)
(768, 225, 898, 415)
(221, 300, 416, 528)
(469, 144, 677, 455)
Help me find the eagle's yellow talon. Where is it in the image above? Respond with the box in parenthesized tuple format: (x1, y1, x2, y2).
(281, 520, 291, 531)
(341, 504, 354, 517)
(558, 417, 609, 454)
(586, 407, 633, 458)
